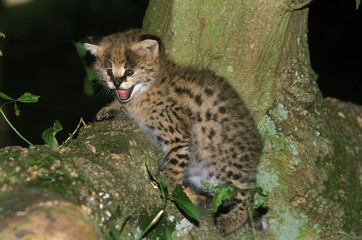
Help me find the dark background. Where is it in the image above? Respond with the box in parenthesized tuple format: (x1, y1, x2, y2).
(0, 0, 361, 147)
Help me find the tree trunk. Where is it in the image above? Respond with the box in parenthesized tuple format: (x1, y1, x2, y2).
(143, 0, 361, 239)
(0, 0, 361, 239)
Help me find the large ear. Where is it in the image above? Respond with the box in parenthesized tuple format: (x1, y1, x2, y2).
(83, 43, 101, 56)
(131, 39, 159, 59)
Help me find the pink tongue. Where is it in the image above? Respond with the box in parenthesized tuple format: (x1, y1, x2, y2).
(117, 89, 129, 98)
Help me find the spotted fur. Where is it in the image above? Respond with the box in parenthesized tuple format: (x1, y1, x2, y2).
(84, 29, 263, 236)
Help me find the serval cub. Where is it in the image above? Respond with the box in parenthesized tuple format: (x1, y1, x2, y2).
(84, 29, 262, 236)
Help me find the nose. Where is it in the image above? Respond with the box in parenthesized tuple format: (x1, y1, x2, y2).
(113, 76, 125, 89)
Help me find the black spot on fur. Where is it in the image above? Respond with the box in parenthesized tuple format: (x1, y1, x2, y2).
(232, 173, 242, 180)
(219, 106, 226, 113)
(169, 158, 179, 165)
(204, 87, 214, 96)
(194, 94, 203, 106)
(179, 161, 187, 168)
(208, 128, 216, 140)
(212, 113, 218, 121)
(176, 154, 189, 159)
(205, 110, 212, 121)
(175, 87, 194, 98)
(195, 112, 202, 122)
(169, 126, 175, 134)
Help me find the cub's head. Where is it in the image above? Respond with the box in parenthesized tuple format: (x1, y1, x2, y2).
(84, 29, 161, 102)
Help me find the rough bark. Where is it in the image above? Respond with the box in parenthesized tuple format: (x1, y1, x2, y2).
(0, 0, 361, 239)
(0, 115, 164, 239)
(0, 115, 245, 240)
(0, 188, 101, 240)
(143, 0, 361, 239)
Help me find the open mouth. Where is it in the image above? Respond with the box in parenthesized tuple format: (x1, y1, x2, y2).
(116, 85, 135, 102)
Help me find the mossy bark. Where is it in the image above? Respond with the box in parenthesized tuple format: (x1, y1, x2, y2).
(0, 115, 237, 240)
(143, 0, 362, 239)
(0, 115, 160, 239)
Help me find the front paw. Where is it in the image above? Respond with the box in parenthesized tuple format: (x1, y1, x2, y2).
(96, 104, 124, 121)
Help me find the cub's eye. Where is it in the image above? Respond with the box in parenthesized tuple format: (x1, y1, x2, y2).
(123, 69, 134, 77)
(106, 69, 113, 77)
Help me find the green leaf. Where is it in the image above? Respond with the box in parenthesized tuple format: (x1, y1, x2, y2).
(159, 176, 169, 194)
(249, 186, 268, 209)
(253, 191, 268, 209)
(137, 206, 177, 240)
(42, 120, 63, 148)
(250, 186, 267, 196)
(17, 92, 40, 103)
(107, 220, 121, 240)
(74, 41, 97, 96)
(202, 182, 267, 211)
(0, 92, 15, 101)
(83, 75, 95, 95)
(83, 65, 97, 96)
(145, 163, 158, 181)
(201, 181, 237, 212)
(137, 208, 165, 240)
(211, 185, 236, 212)
(145, 163, 169, 199)
(85, 65, 97, 81)
(14, 102, 20, 116)
(171, 185, 200, 223)
(356, 0, 361, 9)
(73, 41, 87, 58)
(165, 228, 173, 240)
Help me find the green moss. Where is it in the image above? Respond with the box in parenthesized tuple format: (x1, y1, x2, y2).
(323, 119, 362, 234)
(1, 148, 68, 190)
(269, 207, 313, 240)
(324, 139, 348, 198)
(256, 111, 323, 239)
